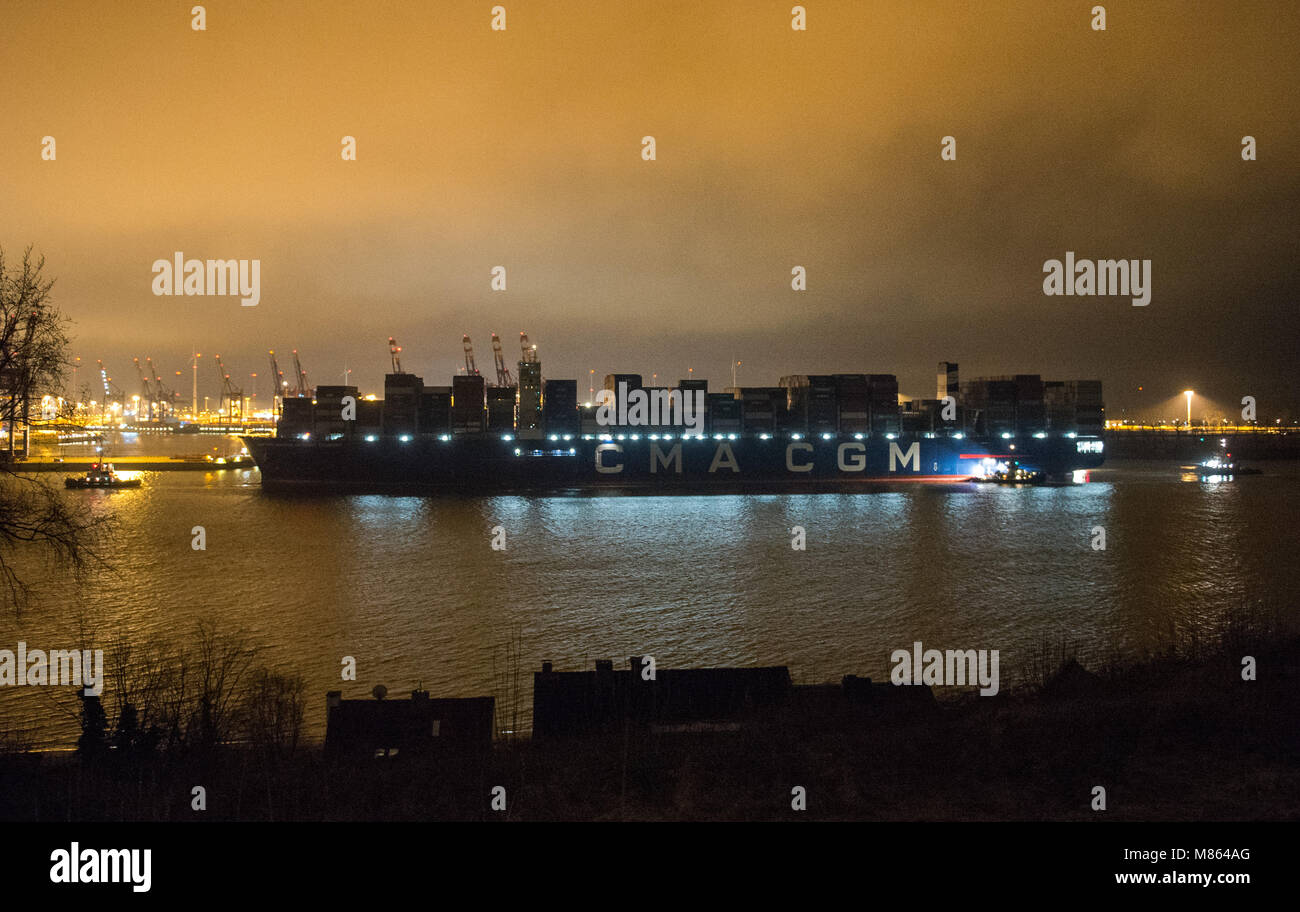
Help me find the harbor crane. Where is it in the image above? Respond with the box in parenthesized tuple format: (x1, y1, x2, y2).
(96, 360, 124, 401)
(291, 349, 310, 396)
(213, 354, 244, 420)
(462, 334, 480, 376)
(490, 333, 514, 386)
(146, 357, 176, 416)
(268, 350, 287, 407)
(520, 332, 538, 364)
(388, 336, 403, 374)
(132, 357, 156, 419)
(96, 360, 124, 421)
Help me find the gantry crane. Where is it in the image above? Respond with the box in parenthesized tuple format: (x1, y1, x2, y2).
(490, 333, 514, 386)
(96, 360, 124, 417)
(291, 349, 310, 396)
(388, 337, 403, 374)
(146, 357, 176, 417)
(268, 350, 287, 409)
(462, 334, 480, 376)
(132, 357, 156, 419)
(213, 354, 244, 420)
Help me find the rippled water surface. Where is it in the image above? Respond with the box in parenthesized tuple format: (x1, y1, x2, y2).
(3, 452, 1297, 748)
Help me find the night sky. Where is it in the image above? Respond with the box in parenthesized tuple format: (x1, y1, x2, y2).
(3, 0, 1297, 420)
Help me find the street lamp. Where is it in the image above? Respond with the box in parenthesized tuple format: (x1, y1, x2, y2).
(1184, 390, 1194, 428)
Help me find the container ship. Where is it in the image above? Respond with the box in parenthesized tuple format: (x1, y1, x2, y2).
(243, 347, 1105, 493)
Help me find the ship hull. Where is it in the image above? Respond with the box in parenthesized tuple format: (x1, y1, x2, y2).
(243, 434, 1104, 494)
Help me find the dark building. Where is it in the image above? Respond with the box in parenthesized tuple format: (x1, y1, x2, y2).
(324, 687, 495, 759)
(543, 378, 579, 435)
(532, 658, 792, 738)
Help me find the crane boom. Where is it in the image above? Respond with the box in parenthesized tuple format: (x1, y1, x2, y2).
(268, 350, 286, 406)
(146, 361, 172, 410)
(491, 333, 514, 386)
(146, 357, 174, 415)
(214, 355, 244, 420)
(462, 334, 479, 376)
(291, 349, 309, 396)
(96, 360, 122, 400)
(132, 358, 155, 418)
(388, 337, 403, 374)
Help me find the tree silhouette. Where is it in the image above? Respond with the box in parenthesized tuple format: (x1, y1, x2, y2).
(0, 246, 113, 611)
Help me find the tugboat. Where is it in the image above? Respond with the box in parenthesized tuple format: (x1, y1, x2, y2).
(968, 457, 1045, 485)
(64, 462, 142, 489)
(1189, 453, 1262, 479)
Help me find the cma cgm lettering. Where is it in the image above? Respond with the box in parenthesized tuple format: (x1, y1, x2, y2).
(242, 356, 1104, 493)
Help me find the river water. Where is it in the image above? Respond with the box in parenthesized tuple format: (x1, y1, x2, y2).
(2, 434, 1297, 749)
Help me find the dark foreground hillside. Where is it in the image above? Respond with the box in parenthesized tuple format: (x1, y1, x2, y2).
(2, 631, 1296, 822)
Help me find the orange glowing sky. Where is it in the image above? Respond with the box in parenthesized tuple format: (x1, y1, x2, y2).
(2, 0, 1298, 418)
